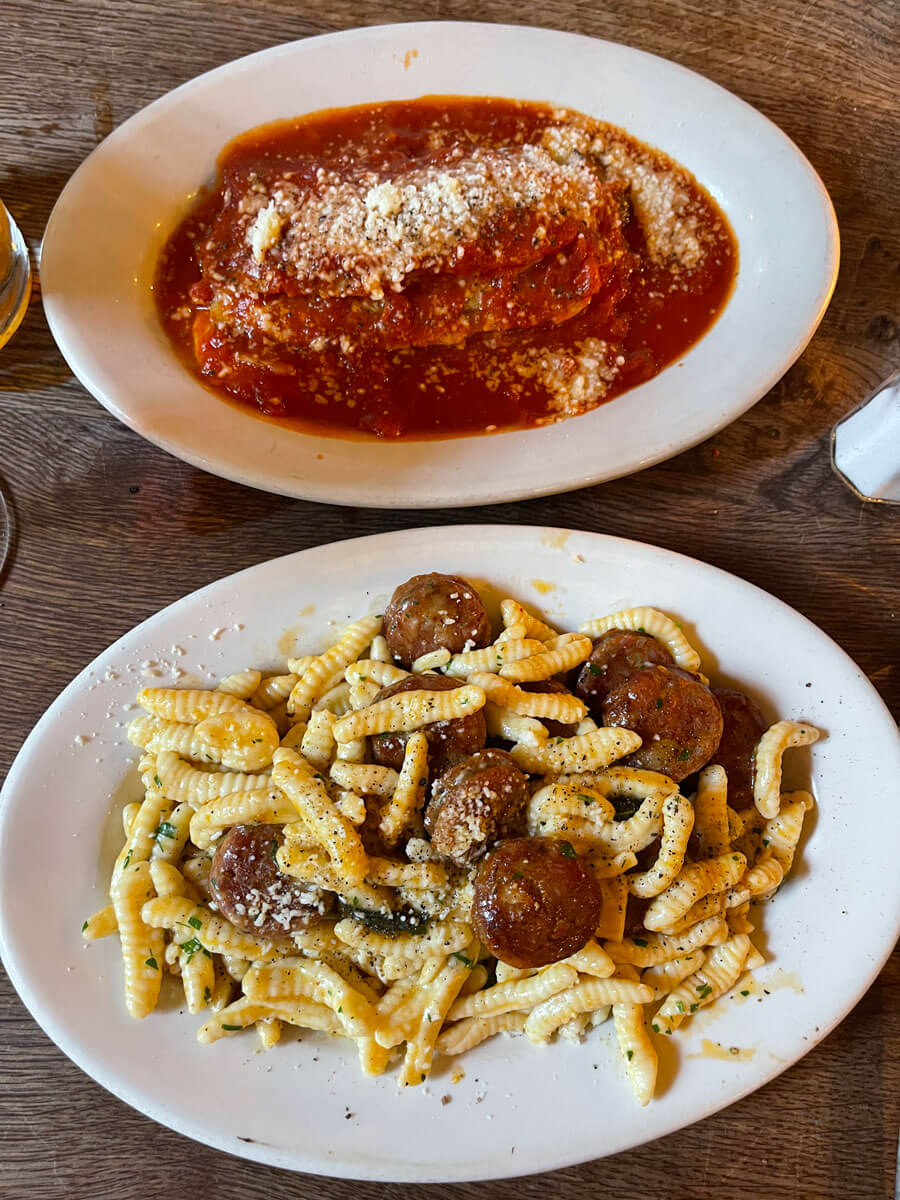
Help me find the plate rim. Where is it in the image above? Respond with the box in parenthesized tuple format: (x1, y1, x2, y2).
(1, 524, 897, 1181)
(40, 21, 840, 508)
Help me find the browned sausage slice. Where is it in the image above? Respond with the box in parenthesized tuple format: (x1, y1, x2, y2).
(384, 573, 492, 668)
(601, 664, 723, 782)
(712, 688, 768, 810)
(472, 836, 603, 968)
(369, 673, 487, 776)
(426, 748, 529, 865)
(209, 824, 332, 936)
(574, 629, 674, 714)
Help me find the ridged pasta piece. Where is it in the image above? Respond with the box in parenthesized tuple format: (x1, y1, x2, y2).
(627, 794, 695, 897)
(727, 902, 755, 934)
(459, 963, 490, 996)
(298, 709, 336, 770)
(579, 607, 702, 673)
(285, 656, 316, 677)
(691, 765, 731, 857)
(484, 703, 548, 747)
(150, 801, 192, 864)
(437, 1011, 526, 1056)
(604, 916, 728, 966)
(313, 681, 353, 716)
(137, 687, 249, 723)
(273, 747, 368, 884)
(114, 787, 172, 878)
(122, 801, 141, 837)
(180, 853, 211, 896)
(591, 793, 668, 854)
(753, 721, 819, 818)
(287, 616, 383, 720)
(197, 995, 342, 1043)
(379, 731, 429, 846)
(499, 598, 559, 641)
(365, 858, 448, 890)
(527, 782, 617, 839)
(81, 904, 118, 940)
(250, 674, 298, 711)
(410, 648, 452, 672)
(595, 876, 628, 941)
(141, 895, 282, 961)
(192, 707, 280, 772)
(279, 720, 308, 750)
(524, 977, 653, 1043)
(369, 635, 392, 663)
(448, 962, 577, 1022)
(333, 684, 485, 742)
(126, 714, 210, 759)
(188, 788, 297, 849)
(156, 750, 271, 807)
(613, 1002, 658, 1105)
(148, 859, 197, 901)
(759, 791, 814, 875)
(216, 669, 263, 700)
(510, 728, 643, 775)
(468, 672, 586, 723)
(335, 918, 471, 962)
(209, 959, 234, 1012)
(257, 1017, 283, 1051)
(652, 892, 727, 936)
(499, 634, 593, 682)
(180, 940, 215, 1014)
(494, 962, 535, 983)
(399, 948, 477, 1086)
(344, 659, 408, 687)
(110, 860, 163, 1019)
(333, 789, 367, 825)
(641, 951, 708, 999)
(243, 958, 377, 1037)
(348, 681, 381, 711)
(329, 761, 399, 798)
(562, 940, 616, 978)
(356, 1035, 391, 1075)
(653, 934, 751, 1034)
(444, 638, 545, 678)
(276, 844, 392, 913)
(643, 852, 747, 931)
(726, 857, 784, 907)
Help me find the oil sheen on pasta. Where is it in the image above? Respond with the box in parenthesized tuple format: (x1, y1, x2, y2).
(154, 96, 738, 440)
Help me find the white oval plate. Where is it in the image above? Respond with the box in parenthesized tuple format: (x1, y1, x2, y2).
(1, 526, 897, 1181)
(40, 23, 839, 508)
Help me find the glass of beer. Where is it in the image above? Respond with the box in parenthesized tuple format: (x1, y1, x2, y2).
(0, 199, 32, 350)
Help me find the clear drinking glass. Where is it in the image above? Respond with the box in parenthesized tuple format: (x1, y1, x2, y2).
(0, 198, 32, 351)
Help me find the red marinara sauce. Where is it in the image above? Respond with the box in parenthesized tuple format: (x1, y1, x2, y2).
(154, 97, 737, 440)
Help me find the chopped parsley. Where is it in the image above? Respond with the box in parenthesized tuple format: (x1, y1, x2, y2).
(81, 919, 88, 932)
(678, 749, 692, 761)
(655, 698, 664, 709)
(153, 774, 162, 788)
(696, 984, 713, 999)
(577, 793, 594, 805)
(222, 1024, 243, 1032)
(740, 989, 750, 997)
(626, 1049, 634, 1061)
(558, 841, 576, 859)
(689, 1002, 699, 1013)
(154, 821, 177, 842)
(180, 937, 210, 962)
(452, 952, 474, 968)
(588, 664, 601, 676)
(269, 840, 279, 862)
(675, 1000, 685, 1013)
(632, 937, 648, 947)
(187, 914, 202, 929)
(637, 626, 647, 634)
(204, 986, 212, 1003)
(651, 1023, 659, 1033)
(555, 737, 565, 745)
(144, 956, 159, 970)
(122, 850, 133, 869)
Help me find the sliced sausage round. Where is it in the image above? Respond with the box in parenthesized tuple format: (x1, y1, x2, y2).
(425, 748, 529, 866)
(712, 688, 768, 810)
(601, 664, 723, 782)
(383, 573, 492, 668)
(472, 836, 603, 968)
(209, 824, 332, 936)
(574, 629, 674, 714)
(369, 673, 487, 776)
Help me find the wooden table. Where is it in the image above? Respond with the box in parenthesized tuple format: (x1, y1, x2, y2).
(1, 1, 897, 1196)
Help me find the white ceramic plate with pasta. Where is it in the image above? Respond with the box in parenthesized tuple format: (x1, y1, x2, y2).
(1, 525, 897, 1182)
(40, 22, 838, 508)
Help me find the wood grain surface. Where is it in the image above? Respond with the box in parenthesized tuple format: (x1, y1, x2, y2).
(1, 1, 897, 1197)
